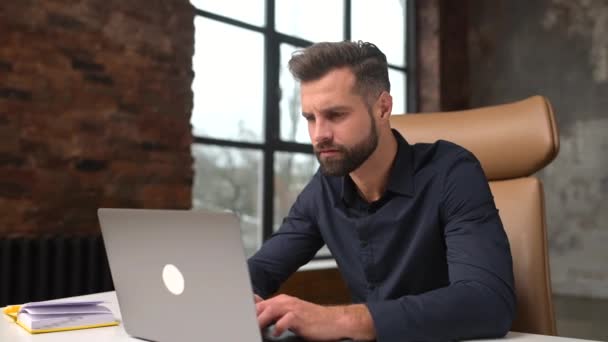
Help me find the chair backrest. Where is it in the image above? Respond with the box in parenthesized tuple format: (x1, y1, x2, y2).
(391, 95, 559, 335)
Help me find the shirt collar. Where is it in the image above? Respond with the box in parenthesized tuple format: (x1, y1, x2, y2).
(341, 129, 415, 206)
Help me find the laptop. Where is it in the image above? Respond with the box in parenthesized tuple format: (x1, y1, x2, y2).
(98, 208, 304, 342)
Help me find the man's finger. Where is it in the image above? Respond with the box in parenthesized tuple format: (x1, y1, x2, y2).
(256, 300, 268, 315)
(257, 303, 284, 329)
(255, 295, 281, 315)
(273, 311, 296, 337)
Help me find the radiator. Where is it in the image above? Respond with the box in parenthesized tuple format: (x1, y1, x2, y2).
(0, 235, 114, 307)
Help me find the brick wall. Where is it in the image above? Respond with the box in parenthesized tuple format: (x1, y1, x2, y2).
(0, 1, 195, 236)
(415, 0, 470, 112)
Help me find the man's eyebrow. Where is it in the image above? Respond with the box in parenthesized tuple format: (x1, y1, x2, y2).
(302, 105, 353, 117)
(316, 105, 354, 114)
(324, 105, 351, 112)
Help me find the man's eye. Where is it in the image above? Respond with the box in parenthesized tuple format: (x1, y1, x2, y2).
(328, 112, 345, 119)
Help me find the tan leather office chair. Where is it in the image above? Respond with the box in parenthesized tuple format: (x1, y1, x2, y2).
(391, 95, 559, 335)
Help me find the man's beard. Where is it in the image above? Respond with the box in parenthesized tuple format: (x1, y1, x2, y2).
(314, 118, 379, 177)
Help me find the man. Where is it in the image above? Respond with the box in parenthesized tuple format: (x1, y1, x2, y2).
(248, 41, 515, 342)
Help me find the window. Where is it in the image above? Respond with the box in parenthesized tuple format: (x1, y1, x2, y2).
(190, 0, 415, 259)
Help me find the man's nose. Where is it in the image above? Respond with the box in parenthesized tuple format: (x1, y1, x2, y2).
(311, 118, 333, 145)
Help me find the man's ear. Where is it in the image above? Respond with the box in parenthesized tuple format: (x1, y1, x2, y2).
(378, 91, 393, 119)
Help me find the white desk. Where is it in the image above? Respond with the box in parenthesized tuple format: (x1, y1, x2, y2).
(0, 292, 595, 341)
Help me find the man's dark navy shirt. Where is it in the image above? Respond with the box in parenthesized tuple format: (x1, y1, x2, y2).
(248, 130, 516, 341)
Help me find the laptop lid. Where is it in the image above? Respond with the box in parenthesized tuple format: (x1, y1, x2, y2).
(98, 208, 262, 342)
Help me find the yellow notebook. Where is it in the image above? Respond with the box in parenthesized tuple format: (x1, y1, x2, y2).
(3, 299, 119, 334)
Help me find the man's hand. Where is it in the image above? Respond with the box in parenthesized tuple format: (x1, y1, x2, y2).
(256, 294, 376, 341)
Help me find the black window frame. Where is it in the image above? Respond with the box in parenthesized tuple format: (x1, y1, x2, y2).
(191, 0, 417, 259)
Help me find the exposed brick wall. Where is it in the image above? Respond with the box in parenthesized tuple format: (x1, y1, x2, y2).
(416, 0, 442, 112)
(0, 1, 195, 236)
(415, 0, 470, 112)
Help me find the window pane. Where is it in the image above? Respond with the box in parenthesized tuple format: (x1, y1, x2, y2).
(273, 152, 331, 257)
(276, 1, 343, 42)
(190, 0, 265, 26)
(389, 69, 407, 114)
(273, 152, 318, 230)
(279, 44, 309, 143)
(191, 17, 265, 142)
(192, 144, 263, 257)
(352, 0, 406, 66)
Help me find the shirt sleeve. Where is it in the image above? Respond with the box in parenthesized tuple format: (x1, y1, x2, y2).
(247, 177, 325, 298)
(366, 149, 517, 342)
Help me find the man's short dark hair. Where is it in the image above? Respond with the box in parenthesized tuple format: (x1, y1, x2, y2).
(288, 41, 390, 106)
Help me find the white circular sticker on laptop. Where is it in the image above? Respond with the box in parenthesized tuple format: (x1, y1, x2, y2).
(162, 264, 185, 295)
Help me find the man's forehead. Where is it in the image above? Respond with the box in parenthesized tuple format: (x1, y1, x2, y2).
(300, 67, 357, 93)
(298, 68, 365, 112)
(300, 95, 364, 116)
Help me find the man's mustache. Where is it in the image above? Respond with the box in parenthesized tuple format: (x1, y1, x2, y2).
(314, 142, 346, 154)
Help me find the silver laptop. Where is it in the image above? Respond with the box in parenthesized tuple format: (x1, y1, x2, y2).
(98, 208, 269, 342)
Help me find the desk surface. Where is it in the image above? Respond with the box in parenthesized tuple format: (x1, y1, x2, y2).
(0, 292, 596, 342)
